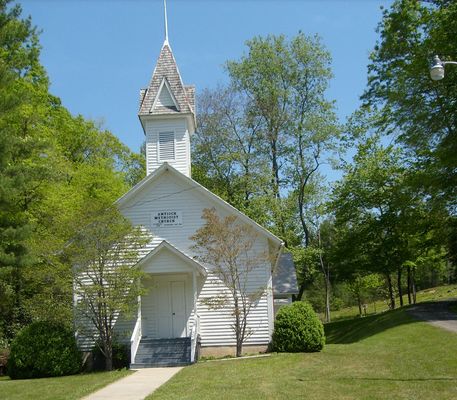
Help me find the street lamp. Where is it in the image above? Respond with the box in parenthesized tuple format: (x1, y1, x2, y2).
(430, 55, 457, 81)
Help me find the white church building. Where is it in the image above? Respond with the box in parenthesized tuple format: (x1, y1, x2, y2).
(79, 11, 298, 368)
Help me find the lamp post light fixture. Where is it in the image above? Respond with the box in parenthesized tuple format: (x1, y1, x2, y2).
(430, 55, 457, 81)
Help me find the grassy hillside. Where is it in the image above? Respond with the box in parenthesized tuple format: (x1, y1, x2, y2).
(150, 308, 457, 400)
(327, 284, 457, 321)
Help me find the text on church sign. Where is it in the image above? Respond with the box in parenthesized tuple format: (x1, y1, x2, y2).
(152, 210, 183, 227)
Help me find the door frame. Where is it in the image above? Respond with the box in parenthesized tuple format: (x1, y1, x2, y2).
(153, 274, 188, 338)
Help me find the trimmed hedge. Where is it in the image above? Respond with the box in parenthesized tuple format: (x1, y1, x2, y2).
(272, 301, 325, 352)
(7, 321, 81, 379)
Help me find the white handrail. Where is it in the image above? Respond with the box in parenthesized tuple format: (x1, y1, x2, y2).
(130, 305, 142, 364)
(130, 317, 142, 364)
(190, 313, 200, 363)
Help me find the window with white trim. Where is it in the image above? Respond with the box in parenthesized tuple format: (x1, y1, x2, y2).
(158, 131, 175, 161)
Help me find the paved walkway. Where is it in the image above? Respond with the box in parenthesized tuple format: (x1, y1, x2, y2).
(82, 367, 183, 400)
(407, 299, 457, 334)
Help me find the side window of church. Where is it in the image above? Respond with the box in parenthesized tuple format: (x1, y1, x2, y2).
(158, 131, 175, 161)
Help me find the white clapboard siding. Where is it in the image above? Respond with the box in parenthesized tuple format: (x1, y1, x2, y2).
(119, 170, 275, 346)
(112, 314, 136, 345)
(145, 118, 191, 177)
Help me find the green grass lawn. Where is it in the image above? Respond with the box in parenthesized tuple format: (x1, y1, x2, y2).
(0, 369, 132, 400)
(149, 308, 457, 400)
(327, 283, 457, 321)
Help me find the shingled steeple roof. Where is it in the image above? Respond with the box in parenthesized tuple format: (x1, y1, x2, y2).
(139, 41, 195, 117)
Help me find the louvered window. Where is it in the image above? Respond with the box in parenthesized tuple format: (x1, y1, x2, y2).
(158, 131, 175, 161)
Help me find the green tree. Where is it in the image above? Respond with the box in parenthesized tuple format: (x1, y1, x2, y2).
(347, 274, 384, 317)
(193, 85, 269, 218)
(227, 33, 340, 244)
(332, 135, 438, 309)
(0, 1, 146, 339)
(362, 0, 457, 209)
(0, 0, 47, 337)
(69, 206, 149, 371)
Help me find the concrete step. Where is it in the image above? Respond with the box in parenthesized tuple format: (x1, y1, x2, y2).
(136, 351, 189, 358)
(131, 337, 191, 368)
(135, 359, 189, 365)
(131, 361, 190, 369)
(140, 338, 190, 343)
(137, 345, 190, 350)
(136, 354, 189, 360)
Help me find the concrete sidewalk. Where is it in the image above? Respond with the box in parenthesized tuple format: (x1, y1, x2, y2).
(83, 367, 183, 400)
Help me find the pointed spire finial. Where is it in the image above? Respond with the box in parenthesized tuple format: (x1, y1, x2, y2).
(164, 0, 169, 45)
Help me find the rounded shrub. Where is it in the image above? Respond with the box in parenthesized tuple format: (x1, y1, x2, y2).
(272, 301, 325, 353)
(7, 321, 81, 379)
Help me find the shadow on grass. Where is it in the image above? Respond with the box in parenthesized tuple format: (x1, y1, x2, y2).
(297, 377, 457, 382)
(324, 308, 419, 344)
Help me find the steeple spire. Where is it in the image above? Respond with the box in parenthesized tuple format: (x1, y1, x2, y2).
(163, 0, 169, 45)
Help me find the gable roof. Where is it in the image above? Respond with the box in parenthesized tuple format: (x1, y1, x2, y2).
(116, 163, 284, 247)
(273, 252, 299, 295)
(136, 239, 207, 277)
(139, 42, 194, 118)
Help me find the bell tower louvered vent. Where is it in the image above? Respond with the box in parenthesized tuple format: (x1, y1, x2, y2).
(158, 131, 175, 161)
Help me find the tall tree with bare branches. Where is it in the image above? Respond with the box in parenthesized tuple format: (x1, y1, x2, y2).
(190, 208, 271, 357)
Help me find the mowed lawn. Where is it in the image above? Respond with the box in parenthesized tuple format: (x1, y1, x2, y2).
(149, 308, 457, 400)
(0, 369, 131, 400)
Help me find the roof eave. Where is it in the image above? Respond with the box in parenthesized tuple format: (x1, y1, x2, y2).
(136, 239, 207, 277)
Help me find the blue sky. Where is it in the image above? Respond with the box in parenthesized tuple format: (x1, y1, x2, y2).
(20, 0, 392, 154)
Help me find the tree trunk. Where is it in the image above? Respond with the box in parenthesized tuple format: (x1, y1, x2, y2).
(298, 192, 310, 248)
(236, 341, 242, 357)
(293, 292, 299, 302)
(104, 342, 113, 371)
(234, 298, 242, 357)
(386, 273, 395, 309)
(407, 266, 412, 305)
(397, 268, 403, 307)
(105, 355, 113, 371)
(357, 292, 362, 317)
(325, 276, 331, 323)
(270, 137, 280, 200)
(296, 279, 306, 302)
(317, 229, 330, 323)
(411, 268, 417, 304)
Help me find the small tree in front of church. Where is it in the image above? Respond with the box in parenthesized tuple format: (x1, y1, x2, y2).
(68, 206, 150, 371)
(190, 208, 271, 357)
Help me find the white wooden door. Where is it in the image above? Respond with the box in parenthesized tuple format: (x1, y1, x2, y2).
(156, 280, 172, 338)
(155, 278, 187, 338)
(170, 281, 187, 337)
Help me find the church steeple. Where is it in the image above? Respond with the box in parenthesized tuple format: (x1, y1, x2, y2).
(163, 0, 169, 45)
(138, 1, 195, 178)
(138, 44, 195, 119)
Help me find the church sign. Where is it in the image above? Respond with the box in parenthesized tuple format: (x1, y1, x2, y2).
(152, 210, 183, 227)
